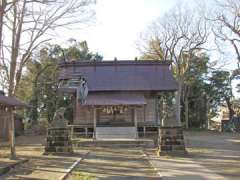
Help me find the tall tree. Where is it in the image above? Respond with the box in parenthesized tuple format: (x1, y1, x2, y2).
(208, 70, 234, 120)
(209, 0, 240, 98)
(183, 53, 209, 128)
(17, 41, 103, 125)
(1, 0, 95, 96)
(0, 0, 12, 91)
(210, 0, 240, 66)
(65, 40, 103, 61)
(139, 5, 209, 126)
(1, 0, 95, 159)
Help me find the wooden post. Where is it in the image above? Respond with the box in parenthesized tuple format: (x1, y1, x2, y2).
(8, 107, 16, 159)
(143, 126, 146, 138)
(70, 125, 74, 139)
(73, 94, 76, 124)
(75, 92, 79, 124)
(93, 107, 97, 139)
(85, 127, 88, 137)
(143, 105, 146, 122)
(134, 107, 138, 139)
(155, 97, 159, 124)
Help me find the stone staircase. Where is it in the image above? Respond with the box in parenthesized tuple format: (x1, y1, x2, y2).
(74, 138, 154, 148)
(96, 127, 136, 139)
(73, 127, 155, 148)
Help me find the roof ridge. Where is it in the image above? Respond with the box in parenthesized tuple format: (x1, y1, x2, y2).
(58, 60, 171, 67)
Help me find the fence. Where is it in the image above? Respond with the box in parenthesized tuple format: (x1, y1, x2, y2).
(68, 124, 160, 140)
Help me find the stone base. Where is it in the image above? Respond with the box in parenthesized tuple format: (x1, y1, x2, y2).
(45, 128, 73, 154)
(157, 127, 186, 156)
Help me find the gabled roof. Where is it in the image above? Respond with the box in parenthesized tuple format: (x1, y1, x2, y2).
(58, 60, 178, 92)
(0, 95, 27, 107)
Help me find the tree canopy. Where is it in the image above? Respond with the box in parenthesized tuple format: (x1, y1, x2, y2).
(17, 41, 103, 125)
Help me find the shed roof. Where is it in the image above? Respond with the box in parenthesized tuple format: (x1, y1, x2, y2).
(58, 60, 178, 92)
(0, 95, 27, 107)
(82, 92, 146, 106)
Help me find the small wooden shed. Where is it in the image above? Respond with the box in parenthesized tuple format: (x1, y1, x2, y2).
(0, 91, 27, 158)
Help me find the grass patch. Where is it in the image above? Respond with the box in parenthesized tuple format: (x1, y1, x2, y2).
(73, 172, 96, 180)
(187, 147, 212, 153)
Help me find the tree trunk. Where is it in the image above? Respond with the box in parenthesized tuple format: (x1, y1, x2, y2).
(175, 81, 182, 127)
(206, 97, 210, 129)
(8, 107, 16, 159)
(9, 0, 26, 96)
(225, 96, 234, 120)
(184, 97, 189, 129)
(31, 87, 39, 125)
(0, 1, 5, 59)
(30, 64, 53, 125)
(9, 1, 17, 96)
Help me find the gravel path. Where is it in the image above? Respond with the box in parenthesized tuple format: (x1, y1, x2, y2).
(144, 131, 240, 180)
(70, 147, 160, 180)
(185, 131, 240, 180)
(2, 131, 239, 180)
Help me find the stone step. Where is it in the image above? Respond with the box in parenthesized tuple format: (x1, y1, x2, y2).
(74, 138, 154, 148)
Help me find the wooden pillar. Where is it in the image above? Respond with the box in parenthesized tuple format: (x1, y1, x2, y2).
(155, 97, 159, 124)
(72, 94, 76, 124)
(143, 105, 146, 122)
(70, 125, 74, 139)
(143, 126, 146, 138)
(134, 107, 138, 139)
(75, 92, 79, 124)
(159, 93, 166, 127)
(8, 107, 16, 159)
(93, 107, 97, 139)
(85, 127, 88, 137)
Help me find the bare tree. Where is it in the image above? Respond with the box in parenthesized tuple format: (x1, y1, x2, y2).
(0, 0, 12, 85)
(1, 0, 95, 159)
(206, 0, 240, 122)
(0, 0, 7, 58)
(210, 0, 240, 67)
(138, 5, 209, 127)
(4, 0, 95, 96)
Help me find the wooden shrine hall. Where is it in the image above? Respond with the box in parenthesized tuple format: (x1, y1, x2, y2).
(58, 60, 178, 140)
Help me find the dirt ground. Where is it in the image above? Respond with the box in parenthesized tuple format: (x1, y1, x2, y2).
(1, 131, 240, 180)
(0, 135, 45, 172)
(0, 135, 88, 180)
(69, 147, 160, 180)
(69, 131, 240, 180)
(184, 131, 240, 180)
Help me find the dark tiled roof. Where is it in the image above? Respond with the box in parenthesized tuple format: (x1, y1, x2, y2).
(0, 95, 27, 107)
(82, 92, 146, 106)
(58, 60, 178, 91)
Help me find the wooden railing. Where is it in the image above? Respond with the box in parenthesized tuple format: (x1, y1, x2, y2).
(68, 125, 93, 139)
(68, 124, 160, 139)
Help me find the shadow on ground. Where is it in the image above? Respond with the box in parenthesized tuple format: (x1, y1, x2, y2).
(0, 135, 88, 180)
(185, 131, 240, 180)
(70, 147, 160, 180)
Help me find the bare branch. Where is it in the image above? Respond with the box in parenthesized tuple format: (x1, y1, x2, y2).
(209, 0, 240, 65)
(1, 0, 95, 95)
